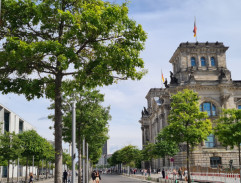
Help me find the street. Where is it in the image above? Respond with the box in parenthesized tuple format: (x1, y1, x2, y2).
(95, 174, 147, 183)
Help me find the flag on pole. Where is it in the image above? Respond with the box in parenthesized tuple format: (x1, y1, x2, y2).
(193, 17, 197, 37)
(161, 70, 165, 83)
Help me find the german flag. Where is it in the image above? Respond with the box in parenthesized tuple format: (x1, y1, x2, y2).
(193, 17, 197, 37)
(161, 70, 165, 83)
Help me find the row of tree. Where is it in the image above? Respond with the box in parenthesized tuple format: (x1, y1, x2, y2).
(0, 130, 56, 183)
(59, 88, 111, 183)
(109, 89, 241, 183)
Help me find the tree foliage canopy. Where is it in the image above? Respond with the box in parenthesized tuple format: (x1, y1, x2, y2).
(167, 89, 212, 146)
(214, 109, 241, 148)
(0, 0, 147, 99)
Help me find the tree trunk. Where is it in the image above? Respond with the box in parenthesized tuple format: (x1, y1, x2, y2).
(187, 142, 190, 183)
(7, 160, 10, 183)
(77, 138, 82, 183)
(25, 157, 29, 183)
(37, 161, 40, 180)
(46, 160, 48, 179)
(12, 162, 14, 183)
(54, 72, 63, 183)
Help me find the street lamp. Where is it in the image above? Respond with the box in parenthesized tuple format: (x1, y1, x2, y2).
(71, 101, 76, 183)
(63, 95, 76, 183)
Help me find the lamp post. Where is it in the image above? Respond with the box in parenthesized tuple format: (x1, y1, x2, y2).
(86, 143, 89, 183)
(72, 101, 76, 183)
(83, 138, 85, 183)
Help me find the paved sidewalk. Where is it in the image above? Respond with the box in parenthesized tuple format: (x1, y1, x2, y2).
(37, 178, 78, 183)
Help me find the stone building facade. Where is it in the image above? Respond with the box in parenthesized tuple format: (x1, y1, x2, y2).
(139, 42, 241, 169)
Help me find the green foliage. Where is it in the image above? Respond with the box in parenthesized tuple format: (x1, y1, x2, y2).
(155, 130, 179, 158)
(108, 150, 121, 166)
(141, 143, 157, 161)
(165, 89, 212, 183)
(117, 145, 141, 167)
(0, 0, 147, 99)
(0, 132, 22, 163)
(214, 109, 241, 148)
(167, 89, 212, 146)
(63, 152, 72, 170)
(18, 130, 48, 159)
(108, 145, 141, 167)
(61, 88, 110, 164)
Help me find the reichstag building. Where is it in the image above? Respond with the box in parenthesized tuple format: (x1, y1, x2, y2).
(139, 42, 241, 169)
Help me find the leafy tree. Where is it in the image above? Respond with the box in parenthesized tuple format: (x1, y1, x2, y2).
(0, 1, 146, 181)
(63, 152, 72, 170)
(166, 89, 212, 183)
(18, 130, 46, 183)
(0, 132, 22, 183)
(107, 150, 121, 167)
(155, 130, 179, 166)
(118, 145, 141, 168)
(61, 89, 110, 183)
(141, 143, 156, 172)
(214, 109, 241, 182)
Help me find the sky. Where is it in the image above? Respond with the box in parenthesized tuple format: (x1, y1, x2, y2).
(1, 0, 241, 154)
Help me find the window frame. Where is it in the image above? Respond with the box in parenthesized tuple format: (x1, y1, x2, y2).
(201, 57, 206, 66)
(211, 57, 216, 66)
(205, 134, 215, 148)
(191, 57, 196, 66)
(200, 102, 217, 117)
(210, 157, 221, 168)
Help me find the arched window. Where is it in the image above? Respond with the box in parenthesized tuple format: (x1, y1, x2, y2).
(211, 57, 215, 66)
(206, 134, 215, 148)
(200, 102, 216, 116)
(191, 57, 196, 66)
(201, 57, 206, 66)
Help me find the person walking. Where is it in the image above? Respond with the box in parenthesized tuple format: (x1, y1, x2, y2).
(29, 172, 34, 183)
(161, 169, 165, 179)
(95, 171, 101, 183)
(178, 168, 182, 180)
(183, 169, 188, 181)
(63, 170, 68, 183)
(67, 170, 71, 183)
(91, 170, 96, 183)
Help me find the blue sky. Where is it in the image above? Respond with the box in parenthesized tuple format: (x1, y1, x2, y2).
(1, 0, 241, 154)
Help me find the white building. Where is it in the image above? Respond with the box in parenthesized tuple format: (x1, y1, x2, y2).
(0, 103, 37, 179)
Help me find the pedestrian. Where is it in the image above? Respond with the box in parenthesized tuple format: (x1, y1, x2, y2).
(95, 171, 101, 183)
(63, 170, 68, 183)
(67, 170, 71, 183)
(91, 170, 96, 183)
(178, 168, 182, 180)
(161, 169, 165, 179)
(183, 169, 188, 181)
(29, 172, 33, 183)
(173, 169, 177, 180)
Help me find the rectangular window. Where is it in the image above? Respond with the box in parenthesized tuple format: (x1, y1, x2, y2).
(210, 157, 221, 168)
(203, 103, 211, 116)
(19, 120, 24, 133)
(238, 105, 241, 109)
(205, 134, 215, 148)
(2, 166, 8, 177)
(4, 112, 10, 132)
